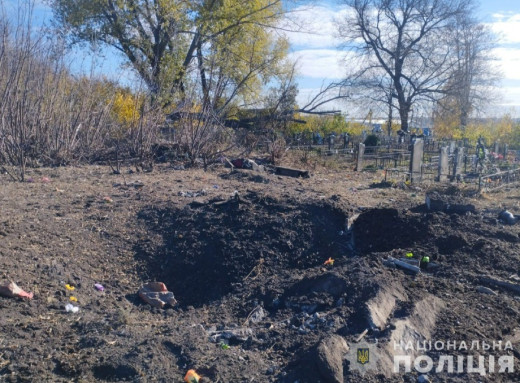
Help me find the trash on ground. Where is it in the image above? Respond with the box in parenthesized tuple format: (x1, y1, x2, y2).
(41, 177, 51, 183)
(94, 283, 105, 291)
(65, 303, 79, 313)
(0, 281, 34, 299)
(498, 210, 518, 225)
(275, 166, 309, 178)
(219, 342, 230, 350)
(178, 189, 207, 198)
(229, 158, 264, 171)
(419, 256, 430, 270)
(385, 257, 420, 274)
(103, 196, 113, 203)
(323, 257, 334, 266)
(184, 369, 201, 383)
(138, 282, 177, 308)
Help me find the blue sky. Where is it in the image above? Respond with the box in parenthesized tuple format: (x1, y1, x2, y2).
(6, 0, 520, 117)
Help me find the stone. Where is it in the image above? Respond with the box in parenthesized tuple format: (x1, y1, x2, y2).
(453, 147, 464, 179)
(356, 143, 365, 172)
(438, 146, 449, 182)
(418, 374, 431, 383)
(409, 138, 424, 183)
(316, 335, 349, 383)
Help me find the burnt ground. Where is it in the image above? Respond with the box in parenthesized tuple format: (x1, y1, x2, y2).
(0, 160, 519, 382)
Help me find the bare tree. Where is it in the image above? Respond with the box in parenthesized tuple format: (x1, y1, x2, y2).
(338, 0, 474, 132)
(441, 13, 499, 129)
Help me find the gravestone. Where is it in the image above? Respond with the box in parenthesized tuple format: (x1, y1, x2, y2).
(449, 141, 456, 154)
(453, 147, 464, 179)
(409, 138, 424, 182)
(356, 143, 365, 171)
(503, 144, 509, 158)
(438, 146, 449, 182)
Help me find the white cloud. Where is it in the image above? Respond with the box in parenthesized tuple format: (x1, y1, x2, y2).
(289, 49, 347, 79)
(282, 5, 351, 49)
(493, 47, 520, 81)
(498, 86, 520, 107)
(491, 13, 520, 44)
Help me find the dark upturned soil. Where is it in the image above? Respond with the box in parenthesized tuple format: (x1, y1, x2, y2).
(0, 163, 519, 382)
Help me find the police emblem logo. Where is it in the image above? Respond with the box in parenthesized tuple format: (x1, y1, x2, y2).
(357, 348, 370, 365)
(345, 340, 380, 376)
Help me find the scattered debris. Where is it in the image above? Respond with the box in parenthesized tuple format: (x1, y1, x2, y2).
(323, 257, 334, 266)
(385, 257, 420, 274)
(184, 369, 201, 383)
(355, 329, 369, 343)
(41, 177, 51, 183)
(103, 196, 113, 203)
(65, 304, 79, 313)
(178, 189, 207, 198)
(275, 166, 309, 178)
(69, 296, 78, 302)
(127, 181, 144, 189)
(419, 255, 430, 270)
(480, 277, 520, 295)
(138, 282, 177, 308)
(477, 286, 497, 295)
(208, 327, 253, 343)
(244, 305, 266, 325)
(229, 158, 264, 171)
(65, 284, 75, 291)
(0, 281, 34, 299)
(498, 210, 518, 225)
(219, 342, 230, 350)
(94, 283, 105, 292)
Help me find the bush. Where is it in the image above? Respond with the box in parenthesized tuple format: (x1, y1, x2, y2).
(364, 134, 380, 146)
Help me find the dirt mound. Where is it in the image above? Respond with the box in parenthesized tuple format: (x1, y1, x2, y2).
(136, 192, 351, 307)
(1, 166, 519, 383)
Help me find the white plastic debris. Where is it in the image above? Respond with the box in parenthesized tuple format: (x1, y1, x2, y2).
(65, 303, 79, 313)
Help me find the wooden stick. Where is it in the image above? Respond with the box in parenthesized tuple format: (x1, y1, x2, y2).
(355, 329, 369, 343)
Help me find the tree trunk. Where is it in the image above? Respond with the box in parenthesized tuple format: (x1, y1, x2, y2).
(398, 103, 410, 133)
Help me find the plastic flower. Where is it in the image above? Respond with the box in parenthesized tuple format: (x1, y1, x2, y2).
(184, 369, 201, 383)
(69, 296, 78, 302)
(324, 257, 334, 266)
(65, 284, 75, 291)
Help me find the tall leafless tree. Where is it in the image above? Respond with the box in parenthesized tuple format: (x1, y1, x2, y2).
(442, 13, 499, 129)
(337, 0, 475, 132)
